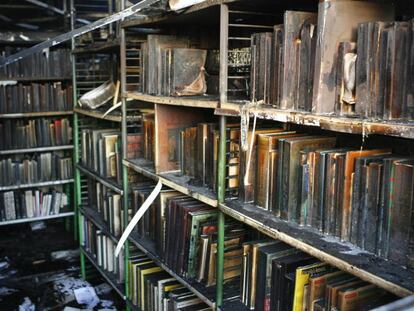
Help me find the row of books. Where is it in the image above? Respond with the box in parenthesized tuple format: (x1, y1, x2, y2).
(0, 82, 73, 114)
(87, 180, 123, 237)
(236, 128, 414, 267)
(0, 48, 71, 79)
(132, 119, 413, 267)
(241, 239, 397, 311)
(0, 152, 73, 186)
(81, 128, 121, 183)
(163, 121, 239, 195)
(354, 21, 414, 120)
(0, 188, 69, 222)
(0, 118, 72, 150)
(128, 250, 211, 311)
(250, 6, 413, 121)
(82, 218, 125, 284)
(141, 35, 208, 97)
(132, 185, 245, 287)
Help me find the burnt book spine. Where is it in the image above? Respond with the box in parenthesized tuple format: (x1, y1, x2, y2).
(311, 154, 326, 232)
(350, 161, 364, 245)
(388, 162, 414, 267)
(280, 141, 291, 220)
(383, 22, 411, 120)
(355, 23, 371, 117)
(363, 162, 383, 254)
(371, 22, 391, 119)
(270, 25, 284, 107)
(297, 20, 317, 112)
(334, 155, 346, 238)
(323, 154, 336, 236)
(378, 159, 395, 257)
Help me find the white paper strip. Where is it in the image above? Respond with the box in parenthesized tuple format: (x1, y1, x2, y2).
(243, 113, 257, 186)
(169, 0, 205, 11)
(115, 180, 162, 257)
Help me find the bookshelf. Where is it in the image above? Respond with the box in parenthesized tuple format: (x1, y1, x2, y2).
(117, 1, 414, 310)
(70, 0, 130, 302)
(0, 36, 74, 227)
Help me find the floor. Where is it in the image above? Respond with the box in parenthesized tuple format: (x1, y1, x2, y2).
(0, 220, 123, 310)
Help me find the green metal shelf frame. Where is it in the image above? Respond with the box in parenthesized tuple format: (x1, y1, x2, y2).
(71, 0, 129, 294)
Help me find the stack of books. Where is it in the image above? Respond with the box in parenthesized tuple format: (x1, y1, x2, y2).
(0, 188, 69, 221)
(128, 250, 211, 310)
(241, 240, 397, 311)
(0, 152, 73, 186)
(0, 82, 73, 113)
(0, 118, 72, 150)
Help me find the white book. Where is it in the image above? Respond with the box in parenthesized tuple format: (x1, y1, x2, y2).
(102, 235, 107, 270)
(25, 191, 34, 218)
(97, 232, 103, 266)
(113, 194, 121, 236)
(107, 238, 114, 273)
(35, 191, 40, 217)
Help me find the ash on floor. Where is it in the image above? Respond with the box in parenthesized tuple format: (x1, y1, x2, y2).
(0, 220, 123, 310)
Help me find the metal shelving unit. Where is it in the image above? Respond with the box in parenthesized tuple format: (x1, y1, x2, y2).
(118, 1, 414, 310)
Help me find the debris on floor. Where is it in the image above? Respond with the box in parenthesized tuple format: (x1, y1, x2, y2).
(0, 222, 123, 310)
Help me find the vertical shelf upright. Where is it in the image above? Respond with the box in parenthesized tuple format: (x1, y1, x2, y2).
(71, 0, 129, 300)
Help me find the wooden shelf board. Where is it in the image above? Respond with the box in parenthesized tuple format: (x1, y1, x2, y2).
(81, 247, 126, 299)
(73, 39, 120, 54)
(128, 232, 217, 308)
(124, 92, 219, 109)
(219, 200, 414, 297)
(159, 172, 218, 207)
(0, 111, 73, 119)
(74, 107, 123, 122)
(216, 103, 414, 140)
(76, 163, 123, 195)
(221, 298, 249, 311)
(122, 0, 237, 28)
(123, 158, 217, 207)
(80, 206, 119, 243)
(123, 158, 157, 180)
(0, 211, 74, 226)
(0, 145, 73, 156)
(0, 179, 74, 191)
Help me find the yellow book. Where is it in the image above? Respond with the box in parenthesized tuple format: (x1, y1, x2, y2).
(165, 283, 183, 292)
(131, 259, 152, 306)
(293, 262, 330, 311)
